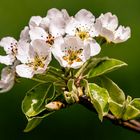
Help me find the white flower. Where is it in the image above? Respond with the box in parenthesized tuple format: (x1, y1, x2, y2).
(95, 12, 131, 43)
(16, 40, 51, 78)
(47, 8, 70, 37)
(29, 27, 55, 46)
(0, 37, 18, 65)
(29, 9, 70, 47)
(52, 36, 92, 69)
(0, 62, 17, 93)
(66, 9, 97, 38)
(29, 16, 50, 30)
(29, 8, 70, 41)
(65, 9, 100, 56)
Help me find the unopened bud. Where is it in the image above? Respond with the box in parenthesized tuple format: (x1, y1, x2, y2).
(64, 91, 79, 104)
(77, 87, 83, 97)
(45, 101, 64, 111)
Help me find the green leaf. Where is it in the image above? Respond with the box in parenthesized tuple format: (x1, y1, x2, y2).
(67, 79, 75, 91)
(80, 79, 90, 97)
(22, 83, 54, 117)
(64, 79, 79, 104)
(33, 74, 66, 87)
(24, 117, 43, 132)
(87, 58, 127, 78)
(88, 83, 109, 121)
(75, 57, 108, 78)
(67, 79, 77, 92)
(94, 76, 126, 118)
(109, 99, 124, 118)
(32, 66, 66, 87)
(95, 76, 125, 104)
(24, 111, 55, 132)
(123, 98, 140, 120)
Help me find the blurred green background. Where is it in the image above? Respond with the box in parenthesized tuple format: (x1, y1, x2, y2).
(0, 0, 140, 139)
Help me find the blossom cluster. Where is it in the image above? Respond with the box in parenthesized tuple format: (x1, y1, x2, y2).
(0, 8, 131, 93)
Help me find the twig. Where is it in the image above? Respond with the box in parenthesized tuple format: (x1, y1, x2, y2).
(79, 95, 140, 133)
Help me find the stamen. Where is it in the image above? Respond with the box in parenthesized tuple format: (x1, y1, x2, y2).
(28, 55, 46, 70)
(46, 34, 55, 46)
(62, 49, 83, 65)
(75, 27, 90, 40)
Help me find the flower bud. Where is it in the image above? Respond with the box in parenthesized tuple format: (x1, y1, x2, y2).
(45, 101, 64, 111)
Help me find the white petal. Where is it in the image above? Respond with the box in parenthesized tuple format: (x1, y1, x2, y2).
(0, 81, 6, 89)
(0, 55, 15, 65)
(61, 9, 70, 21)
(31, 39, 51, 57)
(16, 41, 34, 63)
(0, 80, 14, 93)
(0, 37, 17, 54)
(65, 17, 79, 36)
(40, 17, 50, 30)
(1, 67, 15, 82)
(52, 37, 66, 67)
(100, 28, 115, 42)
(113, 26, 131, 43)
(97, 12, 118, 31)
(51, 37, 64, 57)
(29, 27, 48, 41)
(0, 67, 15, 93)
(20, 26, 30, 42)
(86, 40, 101, 56)
(16, 64, 34, 78)
(75, 9, 95, 23)
(71, 61, 84, 69)
(47, 8, 63, 19)
(29, 16, 42, 28)
(49, 20, 65, 37)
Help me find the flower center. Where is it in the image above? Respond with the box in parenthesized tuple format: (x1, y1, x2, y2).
(75, 28, 89, 41)
(33, 55, 45, 70)
(63, 49, 83, 65)
(11, 43, 18, 56)
(46, 34, 55, 46)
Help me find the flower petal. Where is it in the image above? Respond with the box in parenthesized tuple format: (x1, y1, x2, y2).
(31, 39, 51, 57)
(20, 26, 30, 42)
(0, 55, 15, 65)
(16, 41, 34, 63)
(29, 16, 42, 28)
(97, 12, 118, 31)
(16, 64, 34, 78)
(113, 26, 131, 43)
(61, 9, 70, 21)
(29, 27, 48, 41)
(65, 17, 79, 36)
(0, 37, 17, 54)
(0, 67, 15, 93)
(49, 20, 65, 37)
(40, 17, 50, 30)
(47, 8, 63, 19)
(75, 9, 95, 23)
(86, 40, 101, 56)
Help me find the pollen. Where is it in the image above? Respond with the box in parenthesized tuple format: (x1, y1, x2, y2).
(62, 49, 83, 65)
(46, 34, 55, 46)
(11, 43, 18, 56)
(75, 28, 90, 40)
(33, 55, 45, 70)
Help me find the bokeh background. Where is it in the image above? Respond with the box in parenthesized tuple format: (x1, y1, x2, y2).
(0, 0, 140, 139)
